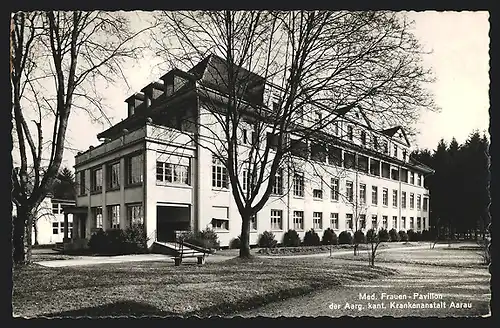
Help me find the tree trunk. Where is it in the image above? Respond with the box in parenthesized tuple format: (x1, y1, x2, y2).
(33, 221, 39, 246)
(239, 214, 251, 258)
(12, 214, 25, 265)
(25, 213, 34, 262)
(353, 243, 358, 256)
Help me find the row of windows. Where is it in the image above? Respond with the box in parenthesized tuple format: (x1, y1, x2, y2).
(91, 203, 144, 229)
(51, 203, 74, 214)
(78, 154, 144, 196)
(52, 221, 73, 235)
(231, 209, 427, 232)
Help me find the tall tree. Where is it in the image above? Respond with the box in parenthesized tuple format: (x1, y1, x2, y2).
(152, 11, 437, 258)
(52, 167, 77, 200)
(10, 11, 151, 264)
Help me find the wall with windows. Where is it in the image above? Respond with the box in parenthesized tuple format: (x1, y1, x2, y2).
(30, 198, 74, 245)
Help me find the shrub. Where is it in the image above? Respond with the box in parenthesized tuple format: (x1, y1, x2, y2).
(353, 230, 366, 244)
(378, 228, 390, 242)
(389, 228, 400, 242)
(258, 231, 278, 248)
(407, 229, 417, 241)
(303, 229, 321, 246)
(338, 231, 353, 245)
(366, 229, 377, 243)
(398, 230, 409, 242)
(415, 231, 423, 241)
(88, 229, 109, 254)
(283, 229, 301, 247)
(182, 228, 221, 251)
(322, 228, 338, 245)
(229, 236, 242, 249)
(122, 223, 148, 253)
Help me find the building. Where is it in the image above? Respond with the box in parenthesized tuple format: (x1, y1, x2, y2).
(71, 54, 433, 249)
(12, 196, 75, 245)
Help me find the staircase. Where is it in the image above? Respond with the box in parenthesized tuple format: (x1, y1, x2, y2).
(152, 240, 212, 265)
(53, 242, 64, 252)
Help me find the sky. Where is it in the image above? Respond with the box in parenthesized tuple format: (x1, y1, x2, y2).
(20, 11, 491, 170)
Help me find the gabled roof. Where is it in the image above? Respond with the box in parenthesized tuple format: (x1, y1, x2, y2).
(379, 126, 411, 147)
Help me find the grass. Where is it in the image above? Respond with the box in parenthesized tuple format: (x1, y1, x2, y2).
(12, 256, 395, 318)
(335, 246, 487, 268)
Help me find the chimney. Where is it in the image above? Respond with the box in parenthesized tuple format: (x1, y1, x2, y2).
(125, 93, 145, 117)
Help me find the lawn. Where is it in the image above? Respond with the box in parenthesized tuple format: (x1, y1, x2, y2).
(12, 256, 395, 318)
(334, 244, 487, 268)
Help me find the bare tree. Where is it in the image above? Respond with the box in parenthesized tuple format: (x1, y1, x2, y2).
(366, 217, 389, 267)
(151, 10, 437, 258)
(10, 11, 152, 264)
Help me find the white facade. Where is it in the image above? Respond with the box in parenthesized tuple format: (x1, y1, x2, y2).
(12, 197, 74, 245)
(73, 56, 433, 248)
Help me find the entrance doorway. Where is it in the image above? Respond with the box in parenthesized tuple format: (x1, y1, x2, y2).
(156, 204, 191, 242)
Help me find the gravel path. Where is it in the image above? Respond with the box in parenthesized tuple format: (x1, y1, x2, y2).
(232, 258, 490, 318)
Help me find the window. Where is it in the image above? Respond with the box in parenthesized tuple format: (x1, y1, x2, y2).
(402, 150, 407, 161)
(290, 139, 309, 159)
(271, 210, 283, 230)
(93, 207, 103, 229)
(331, 178, 339, 201)
(401, 217, 406, 229)
(417, 217, 422, 230)
(393, 145, 398, 157)
(212, 156, 228, 189)
(410, 172, 415, 184)
(108, 205, 120, 229)
(52, 203, 60, 214)
(52, 222, 58, 234)
(359, 184, 366, 205)
(311, 142, 327, 162)
(293, 211, 304, 230)
(410, 193, 415, 209)
(78, 171, 86, 196)
(410, 217, 414, 230)
(272, 169, 284, 195)
(373, 136, 379, 150)
(157, 159, 190, 185)
(383, 141, 388, 154)
(242, 129, 249, 144)
(346, 181, 354, 203)
(250, 215, 257, 231)
(392, 216, 398, 230)
(417, 174, 421, 186)
(328, 147, 342, 166)
(107, 162, 120, 189)
(59, 221, 66, 234)
(91, 167, 103, 192)
(359, 214, 366, 229)
(347, 125, 353, 141)
(417, 195, 422, 210)
(212, 219, 229, 230)
(381, 162, 390, 179)
(212, 206, 229, 231)
(315, 111, 322, 123)
(391, 168, 399, 181)
(313, 189, 323, 199)
(392, 190, 398, 207)
(127, 204, 143, 226)
(361, 131, 367, 146)
(331, 213, 339, 230)
(402, 192, 407, 209)
(423, 198, 428, 211)
(242, 169, 250, 191)
(372, 186, 378, 205)
(382, 188, 388, 206)
(267, 133, 279, 150)
(382, 216, 388, 229)
(357, 155, 369, 173)
(401, 169, 409, 183)
(127, 154, 143, 185)
(343, 152, 356, 169)
(334, 122, 339, 136)
(423, 217, 426, 230)
(371, 215, 378, 229)
(346, 214, 353, 230)
(293, 172, 305, 197)
(313, 212, 323, 230)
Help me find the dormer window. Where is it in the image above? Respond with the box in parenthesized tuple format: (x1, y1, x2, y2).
(361, 131, 367, 146)
(393, 145, 398, 157)
(403, 150, 407, 161)
(347, 125, 353, 141)
(373, 136, 379, 150)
